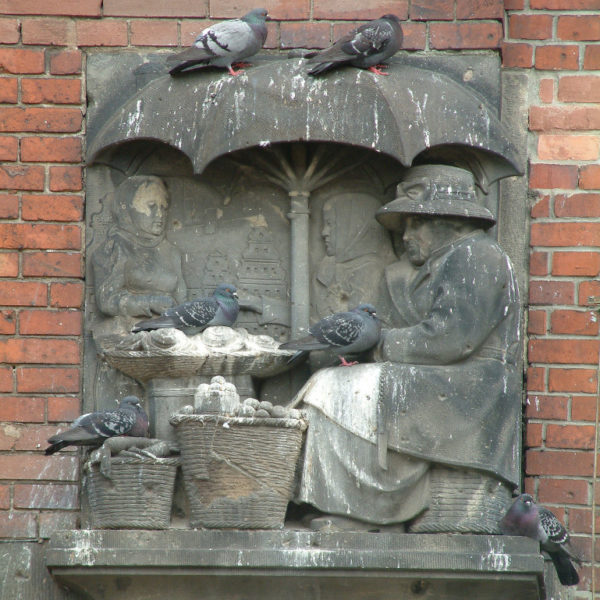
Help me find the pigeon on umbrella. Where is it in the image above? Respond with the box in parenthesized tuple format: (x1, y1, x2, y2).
(167, 8, 270, 76)
(499, 493, 581, 586)
(132, 283, 239, 333)
(306, 14, 403, 76)
(279, 303, 381, 366)
(45, 396, 149, 455)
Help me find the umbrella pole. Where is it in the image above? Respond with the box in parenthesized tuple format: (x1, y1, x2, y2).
(288, 190, 311, 337)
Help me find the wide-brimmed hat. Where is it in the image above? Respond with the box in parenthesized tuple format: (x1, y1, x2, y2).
(375, 164, 496, 230)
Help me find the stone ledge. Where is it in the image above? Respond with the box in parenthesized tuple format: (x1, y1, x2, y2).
(47, 530, 545, 599)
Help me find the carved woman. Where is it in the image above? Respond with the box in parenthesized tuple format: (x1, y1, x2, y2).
(92, 175, 187, 324)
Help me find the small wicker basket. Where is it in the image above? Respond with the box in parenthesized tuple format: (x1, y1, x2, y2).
(170, 414, 307, 529)
(85, 455, 179, 529)
(408, 465, 512, 534)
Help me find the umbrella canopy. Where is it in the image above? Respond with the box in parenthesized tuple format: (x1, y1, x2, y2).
(87, 58, 523, 183)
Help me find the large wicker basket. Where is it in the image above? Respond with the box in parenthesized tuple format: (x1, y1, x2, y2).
(85, 455, 179, 529)
(170, 414, 307, 529)
(408, 465, 512, 533)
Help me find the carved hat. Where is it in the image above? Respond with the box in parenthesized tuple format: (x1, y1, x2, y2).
(375, 164, 496, 230)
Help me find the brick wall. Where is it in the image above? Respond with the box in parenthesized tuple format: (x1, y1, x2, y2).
(0, 0, 599, 595)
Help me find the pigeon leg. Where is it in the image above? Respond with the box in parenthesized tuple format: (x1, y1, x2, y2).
(338, 356, 358, 367)
(368, 64, 390, 76)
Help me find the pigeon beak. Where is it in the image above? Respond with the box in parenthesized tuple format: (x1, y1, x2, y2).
(233, 291, 239, 299)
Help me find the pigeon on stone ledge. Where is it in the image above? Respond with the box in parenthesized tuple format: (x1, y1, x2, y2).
(45, 396, 149, 455)
(279, 303, 381, 366)
(499, 493, 581, 586)
(167, 8, 270, 76)
(306, 14, 403, 76)
(132, 283, 239, 333)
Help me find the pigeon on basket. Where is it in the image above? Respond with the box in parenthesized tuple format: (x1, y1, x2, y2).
(279, 303, 381, 366)
(306, 14, 403, 76)
(499, 493, 581, 586)
(132, 283, 239, 333)
(45, 396, 149, 455)
(167, 8, 270, 76)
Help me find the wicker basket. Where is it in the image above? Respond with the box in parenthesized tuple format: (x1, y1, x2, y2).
(408, 465, 512, 534)
(170, 414, 307, 529)
(85, 455, 179, 529)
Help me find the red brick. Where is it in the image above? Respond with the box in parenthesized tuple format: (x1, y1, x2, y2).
(50, 282, 83, 308)
(580, 164, 600, 190)
(555, 193, 600, 217)
(430, 22, 502, 50)
(0, 486, 8, 509)
(584, 46, 600, 70)
(16, 367, 79, 393)
(0, 223, 81, 249)
(314, 0, 407, 20)
(0, 281, 46, 306)
(0, 164, 44, 191)
(546, 424, 595, 450)
(21, 18, 76, 46)
(0, 48, 44, 74)
(0, 454, 78, 480)
(76, 20, 128, 46)
(0, 135, 17, 160)
(528, 339, 599, 365)
(129, 19, 179, 46)
(49, 49, 82, 75)
(0, 107, 82, 132)
(527, 367, 545, 391)
(0, 339, 80, 364)
(527, 309, 546, 334)
(552, 251, 600, 277)
(20, 309, 81, 335)
(529, 164, 578, 189)
(504, 0, 525, 7)
(538, 478, 589, 505)
(0, 0, 101, 16)
(0, 193, 18, 218)
(105, 0, 207, 17)
(39, 512, 78, 539)
(572, 396, 598, 421)
(0, 396, 44, 422)
(558, 16, 600, 41)
(569, 508, 592, 534)
(0, 365, 12, 391)
(501, 42, 533, 68)
(535, 45, 579, 71)
(11, 424, 63, 451)
(14, 483, 78, 509)
(559, 76, 600, 103)
(180, 19, 214, 45)
(47, 395, 80, 422)
(0, 512, 37, 539)
(529, 280, 574, 305)
(0, 310, 16, 334)
(0, 17, 19, 43)
(0, 77, 17, 102)
(580, 280, 600, 306)
(509, 14, 553, 40)
(531, 195, 550, 218)
(525, 422, 543, 448)
(49, 165, 82, 191)
(21, 194, 83, 221)
(530, 106, 600, 131)
(410, 0, 453, 20)
(539, 79, 553, 104)
(529, 251, 548, 276)
(532, 0, 600, 7)
(525, 394, 568, 419)
(21, 79, 81, 104)
(280, 22, 331, 49)
(548, 368, 597, 393)
(0, 253, 17, 276)
(551, 310, 599, 335)
(22, 252, 82, 278)
(397, 22, 426, 50)
(21, 137, 82, 163)
(526, 450, 594, 476)
(456, 0, 503, 19)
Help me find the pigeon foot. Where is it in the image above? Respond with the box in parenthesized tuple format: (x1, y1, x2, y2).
(368, 64, 390, 76)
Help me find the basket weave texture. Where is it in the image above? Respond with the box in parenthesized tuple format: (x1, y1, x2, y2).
(170, 414, 306, 529)
(86, 456, 179, 529)
(408, 465, 512, 534)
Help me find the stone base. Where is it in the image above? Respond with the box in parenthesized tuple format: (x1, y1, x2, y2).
(47, 530, 546, 600)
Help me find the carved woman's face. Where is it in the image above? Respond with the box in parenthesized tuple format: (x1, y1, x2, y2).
(130, 181, 169, 236)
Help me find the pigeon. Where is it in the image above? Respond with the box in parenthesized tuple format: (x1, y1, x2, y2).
(45, 396, 149, 455)
(131, 283, 239, 333)
(499, 493, 581, 586)
(167, 8, 270, 76)
(306, 14, 403, 76)
(279, 303, 381, 366)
